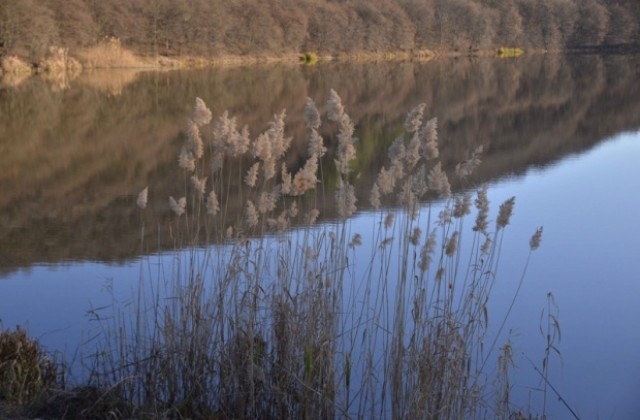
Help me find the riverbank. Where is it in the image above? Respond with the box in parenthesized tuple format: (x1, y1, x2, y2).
(1, 37, 537, 87)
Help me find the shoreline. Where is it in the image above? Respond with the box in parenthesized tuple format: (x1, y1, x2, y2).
(1, 46, 534, 81)
(2, 42, 637, 87)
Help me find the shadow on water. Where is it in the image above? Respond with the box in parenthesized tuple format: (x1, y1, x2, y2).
(1, 54, 639, 274)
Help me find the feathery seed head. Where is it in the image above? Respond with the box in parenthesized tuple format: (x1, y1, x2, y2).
(245, 200, 259, 227)
(418, 230, 437, 272)
(397, 180, 417, 214)
(169, 196, 186, 216)
(192, 97, 212, 127)
(453, 192, 473, 218)
(258, 190, 278, 214)
(335, 115, 357, 175)
(178, 146, 196, 172)
(411, 164, 429, 199)
(137, 186, 148, 209)
(307, 128, 327, 158)
(473, 184, 490, 233)
(497, 197, 516, 229)
(245, 162, 260, 188)
(445, 231, 459, 257)
(268, 110, 292, 159)
(327, 89, 345, 122)
(335, 179, 357, 219)
(456, 145, 483, 179)
(227, 125, 251, 157)
(376, 166, 396, 195)
(420, 117, 439, 160)
(481, 235, 492, 254)
(427, 162, 451, 197)
(530, 227, 543, 250)
(405, 103, 426, 133)
(388, 136, 406, 164)
(410, 227, 422, 246)
(206, 189, 220, 216)
(191, 175, 207, 196)
(405, 132, 422, 169)
(281, 163, 292, 195)
(213, 111, 236, 145)
(304, 97, 321, 130)
(292, 155, 319, 196)
(185, 120, 205, 159)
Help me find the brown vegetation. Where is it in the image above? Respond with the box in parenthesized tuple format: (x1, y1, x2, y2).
(1, 0, 639, 65)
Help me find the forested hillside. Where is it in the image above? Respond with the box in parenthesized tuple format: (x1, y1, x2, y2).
(1, 0, 639, 61)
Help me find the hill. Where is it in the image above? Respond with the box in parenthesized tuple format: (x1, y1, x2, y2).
(1, 0, 639, 64)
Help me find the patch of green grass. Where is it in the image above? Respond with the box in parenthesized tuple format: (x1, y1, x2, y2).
(497, 47, 524, 58)
(299, 51, 318, 65)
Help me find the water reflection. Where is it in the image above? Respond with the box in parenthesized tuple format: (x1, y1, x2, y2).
(1, 54, 640, 273)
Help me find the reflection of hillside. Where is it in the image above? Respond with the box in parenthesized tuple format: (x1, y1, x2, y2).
(1, 55, 639, 273)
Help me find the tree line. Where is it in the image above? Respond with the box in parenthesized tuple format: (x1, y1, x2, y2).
(1, 0, 639, 61)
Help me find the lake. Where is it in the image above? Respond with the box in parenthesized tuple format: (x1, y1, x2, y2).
(1, 54, 639, 418)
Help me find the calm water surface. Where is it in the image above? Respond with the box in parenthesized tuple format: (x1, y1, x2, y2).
(1, 54, 640, 418)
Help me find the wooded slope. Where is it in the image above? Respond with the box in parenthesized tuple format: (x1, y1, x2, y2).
(1, 0, 639, 60)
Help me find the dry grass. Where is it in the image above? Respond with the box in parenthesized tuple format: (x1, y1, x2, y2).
(75, 38, 155, 69)
(1, 56, 32, 75)
(0, 92, 545, 418)
(39, 46, 83, 74)
(0, 326, 58, 405)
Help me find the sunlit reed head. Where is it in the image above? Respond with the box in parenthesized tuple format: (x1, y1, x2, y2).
(136, 186, 148, 209)
(169, 196, 186, 216)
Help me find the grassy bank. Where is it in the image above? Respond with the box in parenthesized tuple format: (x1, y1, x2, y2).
(1, 38, 535, 89)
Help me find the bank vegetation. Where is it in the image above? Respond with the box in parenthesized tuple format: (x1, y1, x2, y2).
(1, 0, 639, 72)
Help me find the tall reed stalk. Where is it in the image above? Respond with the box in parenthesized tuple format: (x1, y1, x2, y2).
(88, 92, 544, 419)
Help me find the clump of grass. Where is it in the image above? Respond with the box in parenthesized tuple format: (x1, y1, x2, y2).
(76, 37, 151, 69)
(0, 326, 58, 405)
(0, 56, 33, 75)
(497, 47, 525, 58)
(86, 92, 545, 418)
(299, 51, 318, 65)
(39, 46, 83, 74)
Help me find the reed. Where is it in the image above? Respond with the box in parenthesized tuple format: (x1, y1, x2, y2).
(80, 92, 547, 419)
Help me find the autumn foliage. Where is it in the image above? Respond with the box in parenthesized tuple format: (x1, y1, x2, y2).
(1, 0, 638, 62)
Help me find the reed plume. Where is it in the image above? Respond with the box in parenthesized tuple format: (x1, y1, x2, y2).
(456, 145, 483, 179)
(473, 184, 490, 234)
(335, 179, 357, 218)
(245, 200, 259, 227)
(136, 186, 148, 209)
(327, 90, 357, 175)
(427, 162, 451, 197)
(192, 97, 212, 127)
(206, 189, 219, 216)
(304, 97, 321, 130)
(169, 196, 186, 216)
(191, 175, 207, 196)
(420, 117, 439, 160)
(530, 227, 544, 250)
(245, 162, 260, 188)
(291, 155, 319, 196)
(497, 197, 516, 229)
